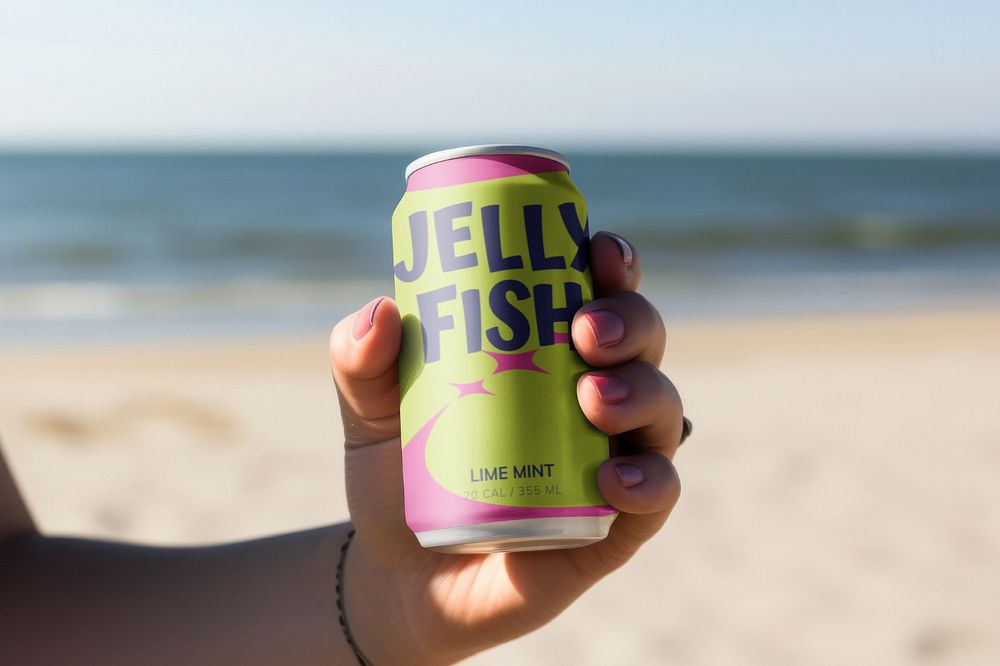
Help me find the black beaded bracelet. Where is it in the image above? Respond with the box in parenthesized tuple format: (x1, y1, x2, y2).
(336, 529, 373, 666)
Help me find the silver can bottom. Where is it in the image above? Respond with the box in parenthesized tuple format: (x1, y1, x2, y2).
(416, 514, 617, 554)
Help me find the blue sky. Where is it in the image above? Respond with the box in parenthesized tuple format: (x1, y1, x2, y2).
(1, 1, 998, 148)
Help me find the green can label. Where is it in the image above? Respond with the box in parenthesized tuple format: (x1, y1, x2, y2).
(394, 167, 615, 534)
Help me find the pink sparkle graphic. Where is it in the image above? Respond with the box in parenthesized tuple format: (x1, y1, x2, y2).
(484, 349, 547, 374)
(449, 379, 494, 398)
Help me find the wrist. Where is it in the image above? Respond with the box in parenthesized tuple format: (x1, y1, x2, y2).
(336, 530, 373, 664)
(342, 532, 453, 666)
(341, 531, 415, 665)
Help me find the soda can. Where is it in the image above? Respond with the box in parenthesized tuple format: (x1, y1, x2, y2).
(392, 145, 616, 553)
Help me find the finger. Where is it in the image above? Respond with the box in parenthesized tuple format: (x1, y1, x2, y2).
(590, 231, 641, 297)
(598, 452, 680, 515)
(576, 361, 685, 459)
(331, 297, 421, 558)
(571, 291, 666, 368)
(330, 297, 402, 448)
(568, 454, 681, 578)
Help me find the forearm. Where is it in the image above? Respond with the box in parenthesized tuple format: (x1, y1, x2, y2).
(0, 524, 358, 665)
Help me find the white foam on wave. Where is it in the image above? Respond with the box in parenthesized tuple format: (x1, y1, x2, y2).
(0, 278, 390, 321)
(0, 282, 128, 320)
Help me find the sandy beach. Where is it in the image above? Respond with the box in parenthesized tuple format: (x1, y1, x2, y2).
(2, 307, 999, 665)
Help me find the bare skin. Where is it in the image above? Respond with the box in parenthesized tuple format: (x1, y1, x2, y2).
(0, 231, 684, 665)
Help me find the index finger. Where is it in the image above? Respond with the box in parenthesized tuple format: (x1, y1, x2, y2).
(590, 231, 642, 297)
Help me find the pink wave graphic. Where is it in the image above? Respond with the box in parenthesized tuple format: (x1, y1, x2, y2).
(402, 345, 615, 534)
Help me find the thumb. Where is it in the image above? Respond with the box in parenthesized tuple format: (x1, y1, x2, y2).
(330, 296, 402, 447)
(331, 297, 421, 557)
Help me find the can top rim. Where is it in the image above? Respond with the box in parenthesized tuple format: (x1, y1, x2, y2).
(404, 145, 569, 180)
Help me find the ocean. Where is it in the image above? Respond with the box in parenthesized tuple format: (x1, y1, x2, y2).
(1, 150, 999, 341)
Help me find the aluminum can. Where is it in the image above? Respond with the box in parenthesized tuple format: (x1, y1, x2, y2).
(392, 145, 616, 553)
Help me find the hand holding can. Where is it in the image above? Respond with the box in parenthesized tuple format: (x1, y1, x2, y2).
(331, 209, 685, 662)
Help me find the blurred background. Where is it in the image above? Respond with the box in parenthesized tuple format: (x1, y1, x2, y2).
(1, 2, 999, 665)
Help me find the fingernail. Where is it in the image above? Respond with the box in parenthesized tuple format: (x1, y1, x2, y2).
(584, 310, 625, 347)
(587, 373, 629, 404)
(352, 297, 385, 340)
(615, 463, 644, 488)
(606, 232, 633, 269)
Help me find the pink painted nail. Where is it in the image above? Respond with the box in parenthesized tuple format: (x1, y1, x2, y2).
(584, 310, 625, 347)
(606, 232, 633, 269)
(615, 463, 644, 488)
(352, 297, 385, 340)
(587, 373, 629, 404)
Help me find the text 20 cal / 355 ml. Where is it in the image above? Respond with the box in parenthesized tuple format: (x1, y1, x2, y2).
(392, 145, 616, 553)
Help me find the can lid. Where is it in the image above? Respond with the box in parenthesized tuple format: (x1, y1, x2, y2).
(404, 144, 569, 181)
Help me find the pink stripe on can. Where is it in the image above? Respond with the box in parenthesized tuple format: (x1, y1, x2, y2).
(406, 154, 567, 191)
